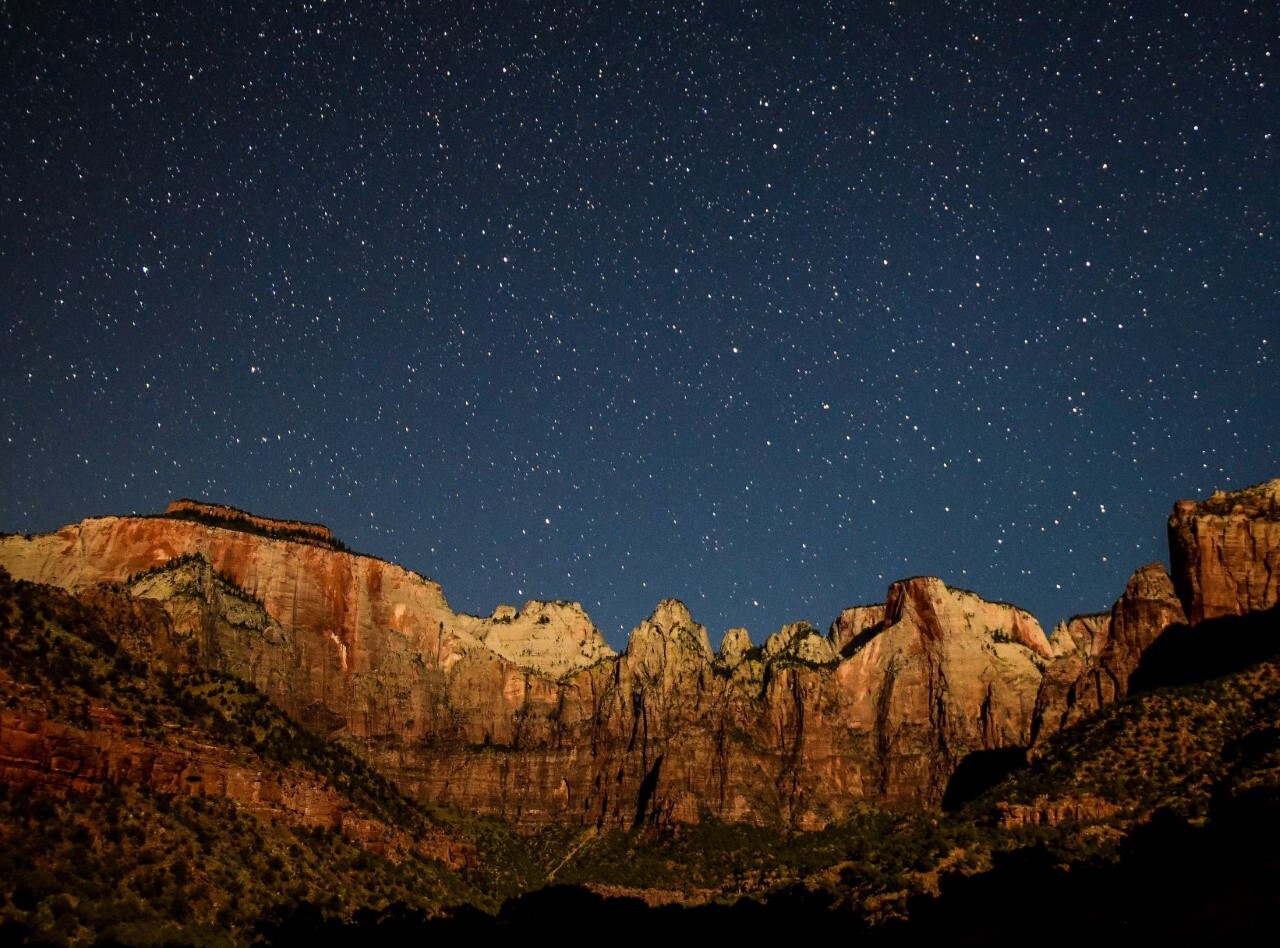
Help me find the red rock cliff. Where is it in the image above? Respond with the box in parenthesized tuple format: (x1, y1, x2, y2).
(1168, 479, 1280, 623)
(5, 479, 1275, 831)
(0, 511, 1052, 828)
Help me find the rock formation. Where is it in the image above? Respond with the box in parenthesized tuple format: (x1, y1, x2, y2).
(1, 476, 1277, 831)
(1032, 564, 1187, 743)
(0, 689, 468, 867)
(0, 511, 1052, 828)
(718, 627, 753, 668)
(164, 499, 337, 546)
(0, 573, 472, 868)
(1168, 478, 1280, 623)
(1032, 479, 1280, 745)
(829, 604, 887, 658)
(454, 600, 616, 680)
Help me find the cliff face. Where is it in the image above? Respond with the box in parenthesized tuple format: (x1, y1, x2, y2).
(836, 578, 1049, 803)
(1032, 479, 1280, 745)
(1168, 478, 1280, 623)
(376, 584, 1051, 829)
(1032, 565, 1187, 744)
(0, 573, 473, 868)
(164, 499, 336, 545)
(0, 514, 1052, 829)
(0, 690, 466, 866)
(0, 516, 612, 731)
(2, 477, 1277, 831)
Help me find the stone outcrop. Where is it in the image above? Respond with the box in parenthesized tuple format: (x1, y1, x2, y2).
(763, 621, 836, 666)
(829, 604, 887, 657)
(718, 627, 753, 668)
(454, 600, 616, 680)
(0, 514, 609, 720)
(833, 578, 1049, 803)
(1033, 612, 1110, 742)
(996, 795, 1120, 828)
(1033, 479, 1280, 745)
(165, 499, 336, 545)
(1168, 478, 1280, 623)
(1032, 565, 1187, 744)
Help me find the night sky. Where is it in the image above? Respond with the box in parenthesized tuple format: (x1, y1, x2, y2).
(2, 2, 1276, 648)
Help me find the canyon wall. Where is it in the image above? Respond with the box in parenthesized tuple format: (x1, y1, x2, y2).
(1168, 479, 1280, 623)
(2, 477, 1276, 830)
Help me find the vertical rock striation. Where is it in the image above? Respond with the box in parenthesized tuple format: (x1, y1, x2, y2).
(1032, 565, 1187, 744)
(1168, 478, 1280, 623)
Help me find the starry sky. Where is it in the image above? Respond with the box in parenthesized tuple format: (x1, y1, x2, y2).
(1, 1, 1276, 648)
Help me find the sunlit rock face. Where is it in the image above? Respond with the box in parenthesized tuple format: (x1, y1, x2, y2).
(0, 511, 611, 736)
(1168, 479, 1280, 623)
(0, 513, 1050, 828)
(4, 478, 1275, 831)
(455, 599, 616, 680)
(0, 577, 474, 868)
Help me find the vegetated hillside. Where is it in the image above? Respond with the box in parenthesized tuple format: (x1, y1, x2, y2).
(0, 569, 537, 945)
(988, 608, 1280, 821)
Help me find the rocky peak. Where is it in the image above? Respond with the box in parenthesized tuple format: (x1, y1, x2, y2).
(763, 621, 835, 665)
(883, 577, 1051, 658)
(627, 599, 713, 661)
(718, 627, 753, 668)
(1187, 478, 1280, 519)
(1046, 612, 1108, 659)
(1108, 562, 1186, 662)
(467, 599, 615, 679)
(828, 604, 887, 657)
(1031, 563, 1187, 746)
(1169, 478, 1280, 623)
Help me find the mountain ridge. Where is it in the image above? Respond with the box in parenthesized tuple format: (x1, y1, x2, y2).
(1, 478, 1278, 942)
(0, 478, 1277, 833)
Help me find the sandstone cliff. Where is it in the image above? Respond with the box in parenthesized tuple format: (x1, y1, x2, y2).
(165, 499, 337, 546)
(1032, 479, 1280, 744)
(1032, 564, 1187, 743)
(2, 477, 1277, 831)
(0, 572, 472, 868)
(1168, 478, 1280, 623)
(0, 510, 1053, 828)
(0, 689, 467, 866)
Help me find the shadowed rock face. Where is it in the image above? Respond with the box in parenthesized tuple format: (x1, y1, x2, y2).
(1168, 479, 1280, 623)
(2, 477, 1277, 831)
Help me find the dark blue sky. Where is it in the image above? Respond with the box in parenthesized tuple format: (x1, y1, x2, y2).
(2, 1, 1276, 648)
